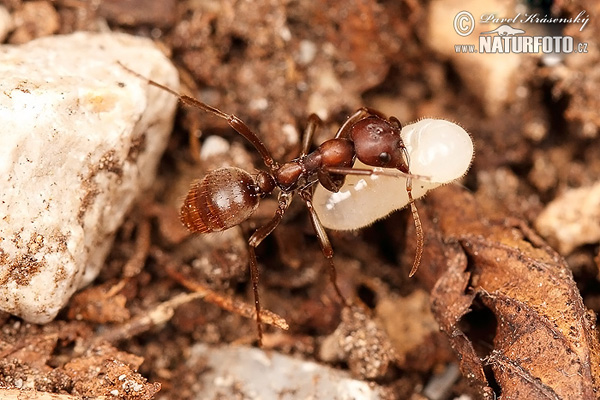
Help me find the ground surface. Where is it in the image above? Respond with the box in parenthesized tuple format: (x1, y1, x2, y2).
(1, 1, 600, 399)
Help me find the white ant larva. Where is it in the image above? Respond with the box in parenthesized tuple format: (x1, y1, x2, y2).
(313, 118, 474, 231)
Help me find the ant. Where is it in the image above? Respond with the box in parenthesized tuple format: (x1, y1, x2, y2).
(119, 63, 426, 346)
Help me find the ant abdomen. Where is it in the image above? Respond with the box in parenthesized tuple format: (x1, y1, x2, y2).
(180, 167, 261, 233)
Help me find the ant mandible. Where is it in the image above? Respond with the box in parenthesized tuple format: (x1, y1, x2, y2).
(119, 63, 425, 346)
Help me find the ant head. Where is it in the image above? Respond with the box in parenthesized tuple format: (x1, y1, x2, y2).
(350, 116, 408, 171)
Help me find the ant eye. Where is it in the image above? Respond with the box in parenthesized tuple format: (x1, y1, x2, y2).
(378, 152, 391, 164)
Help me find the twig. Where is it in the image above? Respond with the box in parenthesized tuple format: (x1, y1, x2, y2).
(0, 389, 107, 400)
(122, 218, 152, 278)
(91, 291, 206, 344)
(154, 248, 289, 330)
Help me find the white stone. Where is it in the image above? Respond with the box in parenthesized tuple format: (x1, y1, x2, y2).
(187, 344, 385, 399)
(0, 5, 11, 42)
(427, 0, 522, 116)
(0, 32, 178, 323)
(535, 181, 600, 254)
(199, 135, 230, 160)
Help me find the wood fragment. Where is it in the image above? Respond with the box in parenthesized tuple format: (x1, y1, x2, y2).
(155, 248, 289, 330)
(0, 390, 107, 400)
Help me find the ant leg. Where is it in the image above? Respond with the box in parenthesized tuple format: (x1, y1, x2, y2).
(117, 62, 276, 169)
(322, 165, 426, 277)
(334, 108, 371, 139)
(300, 190, 349, 306)
(325, 166, 431, 182)
(247, 193, 292, 346)
(301, 114, 322, 156)
(334, 107, 389, 139)
(405, 177, 424, 277)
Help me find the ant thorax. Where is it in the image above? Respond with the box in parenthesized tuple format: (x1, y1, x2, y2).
(313, 119, 474, 231)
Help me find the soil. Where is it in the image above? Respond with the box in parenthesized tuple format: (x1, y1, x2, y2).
(1, 1, 599, 399)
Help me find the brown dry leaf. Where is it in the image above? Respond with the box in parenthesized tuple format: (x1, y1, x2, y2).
(67, 280, 130, 323)
(417, 185, 600, 399)
(0, 316, 162, 398)
(64, 343, 160, 399)
(0, 321, 90, 391)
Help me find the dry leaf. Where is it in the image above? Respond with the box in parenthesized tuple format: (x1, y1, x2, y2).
(415, 185, 600, 399)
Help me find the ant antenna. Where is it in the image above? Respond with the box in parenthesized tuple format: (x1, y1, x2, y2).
(406, 177, 423, 277)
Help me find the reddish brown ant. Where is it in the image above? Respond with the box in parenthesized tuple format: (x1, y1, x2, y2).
(119, 63, 425, 345)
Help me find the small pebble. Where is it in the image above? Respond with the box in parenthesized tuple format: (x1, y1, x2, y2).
(535, 181, 600, 254)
